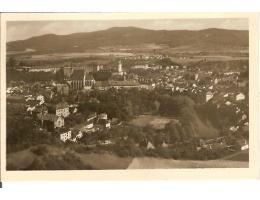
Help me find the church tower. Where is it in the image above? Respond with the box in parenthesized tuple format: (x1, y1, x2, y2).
(118, 60, 122, 73)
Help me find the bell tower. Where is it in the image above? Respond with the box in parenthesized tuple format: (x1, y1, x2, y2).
(118, 60, 122, 73)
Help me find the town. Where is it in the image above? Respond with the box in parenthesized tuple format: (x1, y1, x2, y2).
(6, 50, 249, 169)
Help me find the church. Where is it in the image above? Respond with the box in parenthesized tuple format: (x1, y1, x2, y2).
(67, 69, 95, 91)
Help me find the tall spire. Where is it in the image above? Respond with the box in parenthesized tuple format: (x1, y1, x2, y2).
(118, 60, 122, 73)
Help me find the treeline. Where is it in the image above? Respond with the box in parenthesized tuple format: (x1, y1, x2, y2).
(79, 88, 160, 121)
(6, 56, 108, 68)
(7, 70, 55, 83)
(76, 123, 230, 161)
(78, 89, 219, 139)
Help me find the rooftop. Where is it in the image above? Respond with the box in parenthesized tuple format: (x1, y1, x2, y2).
(70, 69, 85, 80)
(37, 113, 61, 122)
(56, 102, 69, 110)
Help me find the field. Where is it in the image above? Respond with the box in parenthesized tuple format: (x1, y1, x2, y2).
(129, 114, 179, 130)
(29, 52, 134, 60)
(77, 153, 132, 170)
(128, 157, 248, 169)
(222, 150, 249, 162)
(7, 145, 248, 170)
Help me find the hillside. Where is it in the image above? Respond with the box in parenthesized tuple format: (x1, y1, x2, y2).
(7, 145, 248, 170)
(7, 27, 249, 53)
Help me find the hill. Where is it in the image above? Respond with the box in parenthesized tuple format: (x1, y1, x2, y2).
(7, 27, 248, 53)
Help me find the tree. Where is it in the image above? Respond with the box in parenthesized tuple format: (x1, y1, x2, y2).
(6, 57, 17, 70)
(55, 68, 65, 82)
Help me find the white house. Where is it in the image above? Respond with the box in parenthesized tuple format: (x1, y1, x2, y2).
(230, 126, 239, 132)
(60, 130, 72, 142)
(27, 106, 35, 114)
(99, 140, 112, 145)
(223, 93, 229, 98)
(242, 114, 247, 121)
(98, 113, 108, 120)
(147, 141, 155, 150)
(56, 102, 70, 118)
(70, 130, 83, 142)
(214, 78, 218, 84)
(239, 140, 249, 151)
(225, 101, 232, 106)
(236, 93, 245, 101)
(36, 95, 45, 102)
(83, 121, 94, 130)
(162, 142, 169, 148)
(206, 91, 214, 102)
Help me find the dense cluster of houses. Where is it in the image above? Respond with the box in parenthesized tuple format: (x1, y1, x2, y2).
(8, 57, 249, 151)
(22, 92, 112, 143)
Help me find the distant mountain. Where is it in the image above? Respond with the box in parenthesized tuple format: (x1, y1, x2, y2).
(7, 27, 249, 53)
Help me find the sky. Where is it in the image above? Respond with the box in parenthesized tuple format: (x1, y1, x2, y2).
(7, 18, 248, 42)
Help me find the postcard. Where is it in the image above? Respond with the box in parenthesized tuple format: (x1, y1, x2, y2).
(0, 13, 259, 180)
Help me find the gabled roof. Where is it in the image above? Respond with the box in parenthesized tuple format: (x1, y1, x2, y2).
(99, 119, 110, 125)
(85, 74, 95, 81)
(109, 80, 139, 86)
(56, 102, 69, 110)
(37, 113, 61, 122)
(70, 69, 85, 80)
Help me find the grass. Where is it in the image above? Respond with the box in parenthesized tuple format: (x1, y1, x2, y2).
(128, 157, 248, 169)
(222, 150, 249, 162)
(129, 114, 179, 130)
(76, 153, 132, 170)
(7, 145, 249, 170)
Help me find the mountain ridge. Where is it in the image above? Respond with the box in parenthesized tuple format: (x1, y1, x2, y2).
(7, 27, 249, 53)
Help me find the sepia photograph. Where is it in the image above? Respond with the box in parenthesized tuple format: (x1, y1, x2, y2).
(0, 13, 259, 179)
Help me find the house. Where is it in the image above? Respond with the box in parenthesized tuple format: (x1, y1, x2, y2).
(56, 102, 70, 118)
(230, 126, 239, 132)
(206, 91, 214, 102)
(37, 113, 64, 131)
(60, 130, 72, 142)
(108, 80, 140, 89)
(88, 97, 100, 104)
(162, 142, 169, 148)
(36, 95, 45, 102)
(223, 93, 229, 98)
(31, 104, 48, 118)
(82, 120, 94, 131)
(99, 119, 111, 129)
(242, 114, 247, 121)
(25, 96, 35, 102)
(56, 83, 70, 96)
(99, 140, 113, 145)
(237, 139, 249, 151)
(147, 141, 155, 150)
(98, 113, 108, 120)
(225, 101, 232, 106)
(236, 93, 245, 101)
(27, 106, 36, 114)
(214, 78, 218, 84)
(87, 112, 97, 121)
(70, 130, 83, 142)
(69, 104, 79, 114)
